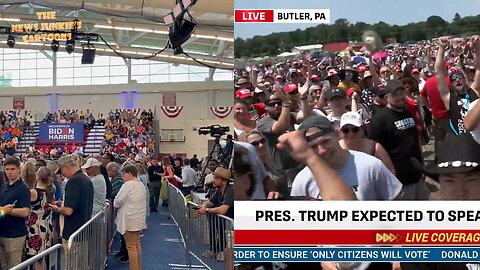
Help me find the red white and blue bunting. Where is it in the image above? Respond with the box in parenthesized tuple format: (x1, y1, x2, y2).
(210, 106, 233, 119)
(161, 106, 183, 118)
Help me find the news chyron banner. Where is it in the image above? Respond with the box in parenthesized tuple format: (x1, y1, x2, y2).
(235, 9, 330, 24)
(235, 201, 480, 262)
(38, 123, 84, 143)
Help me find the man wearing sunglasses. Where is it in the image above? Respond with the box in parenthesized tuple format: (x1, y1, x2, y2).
(286, 115, 401, 200)
(368, 80, 426, 200)
(256, 83, 312, 188)
(435, 36, 480, 136)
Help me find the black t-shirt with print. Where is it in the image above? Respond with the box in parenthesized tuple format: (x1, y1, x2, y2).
(448, 88, 478, 135)
(368, 107, 423, 185)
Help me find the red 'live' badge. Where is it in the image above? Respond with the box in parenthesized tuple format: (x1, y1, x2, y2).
(235, 10, 274, 23)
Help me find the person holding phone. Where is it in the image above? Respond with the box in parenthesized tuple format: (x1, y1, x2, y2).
(0, 157, 31, 270)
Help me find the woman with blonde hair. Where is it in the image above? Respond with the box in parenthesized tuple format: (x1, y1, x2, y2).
(21, 161, 36, 189)
(135, 162, 150, 217)
(25, 166, 55, 269)
(46, 160, 62, 246)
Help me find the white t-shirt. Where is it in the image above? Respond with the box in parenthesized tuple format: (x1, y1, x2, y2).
(470, 99, 480, 144)
(291, 150, 402, 200)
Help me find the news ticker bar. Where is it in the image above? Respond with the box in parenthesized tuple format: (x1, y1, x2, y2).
(234, 9, 330, 23)
(234, 230, 480, 245)
(234, 201, 480, 230)
(234, 247, 480, 262)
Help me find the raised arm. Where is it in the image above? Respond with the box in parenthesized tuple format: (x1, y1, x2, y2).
(296, 80, 314, 122)
(464, 100, 480, 131)
(435, 36, 451, 110)
(277, 131, 356, 200)
(470, 36, 480, 97)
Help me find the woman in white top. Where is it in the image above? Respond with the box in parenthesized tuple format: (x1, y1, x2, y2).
(114, 165, 147, 270)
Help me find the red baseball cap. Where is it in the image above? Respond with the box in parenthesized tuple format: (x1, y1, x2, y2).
(347, 88, 360, 97)
(326, 70, 338, 79)
(311, 74, 319, 81)
(412, 68, 420, 74)
(358, 65, 367, 72)
(235, 88, 251, 99)
(444, 61, 451, 67)
(284, 83, 298, 93)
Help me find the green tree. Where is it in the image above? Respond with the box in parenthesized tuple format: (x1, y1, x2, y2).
(453, 13, 461, 24)
(426, 15, 448, 37)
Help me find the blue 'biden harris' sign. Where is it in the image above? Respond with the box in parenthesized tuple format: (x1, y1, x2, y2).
(39, 123, 84, 142)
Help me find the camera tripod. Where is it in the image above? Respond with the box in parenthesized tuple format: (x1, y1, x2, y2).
(199, 135, 233, 184)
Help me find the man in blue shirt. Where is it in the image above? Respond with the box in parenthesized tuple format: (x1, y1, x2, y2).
(0, 157, 31, 270)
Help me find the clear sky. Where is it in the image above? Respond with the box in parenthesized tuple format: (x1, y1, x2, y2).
(234, 0, 480, 39)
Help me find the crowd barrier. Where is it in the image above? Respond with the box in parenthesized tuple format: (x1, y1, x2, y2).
(66, 201, 110, 270)
(10, 244, 65, 270)
(12, 200, 115, 270)
(168, 183, 234, 270)
(105, 200, 117, 254)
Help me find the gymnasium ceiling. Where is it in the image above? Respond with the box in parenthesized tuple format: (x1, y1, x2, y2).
(0, 0, 234, 69)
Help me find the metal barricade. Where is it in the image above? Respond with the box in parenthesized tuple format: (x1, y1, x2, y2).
(168, 183, 234, 270)
(105, 200, 117, 253)
(10, 244, 64, 270)
(191, 191, 209, 206)
(186, 201, 234, 270)
(66, 202, 108, 270)
(168, 182, 188, 243)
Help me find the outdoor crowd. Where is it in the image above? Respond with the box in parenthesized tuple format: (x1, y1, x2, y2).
(0, 111, 31, 157)
(234, 35, 480, 269)
(101, 109, 156, 159)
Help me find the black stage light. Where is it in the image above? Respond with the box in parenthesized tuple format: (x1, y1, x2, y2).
(7, 34, 15, 48)
(65, 39, 75, 54)
(51, 39, 59, 52)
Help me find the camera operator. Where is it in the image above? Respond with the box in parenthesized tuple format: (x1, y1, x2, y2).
(204, 159, 220, 198)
